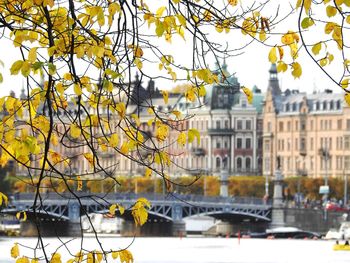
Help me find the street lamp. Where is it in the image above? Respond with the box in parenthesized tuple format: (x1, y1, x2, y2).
(319, 147, 330, 220)
(297, 152, 307, 208)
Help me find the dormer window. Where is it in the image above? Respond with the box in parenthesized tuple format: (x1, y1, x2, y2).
(292, 102, 297, 111)
(285, 103, 290, 112)
(316, 101, 320, 110)
(323, 101, 327, 110)
(330, 101, 334, 110)
(337, 100, 341, 110)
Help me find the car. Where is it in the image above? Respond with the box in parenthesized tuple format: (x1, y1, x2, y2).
(325, 202, 349, 212)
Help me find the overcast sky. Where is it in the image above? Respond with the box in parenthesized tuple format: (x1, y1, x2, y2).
(0, 1, 344, 97)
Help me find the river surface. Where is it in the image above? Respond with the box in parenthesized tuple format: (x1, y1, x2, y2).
(0, 236, 349, 263)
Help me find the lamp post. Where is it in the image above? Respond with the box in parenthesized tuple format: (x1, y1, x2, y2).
(319, 147, 330, 220)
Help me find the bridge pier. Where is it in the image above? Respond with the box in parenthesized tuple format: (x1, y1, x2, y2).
(171, 220, 186, 237)
(270, 164, 285, 228)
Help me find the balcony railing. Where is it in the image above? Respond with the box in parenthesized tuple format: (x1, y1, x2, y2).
(191, 147, 206, 156)
(207, 128, 234, 135)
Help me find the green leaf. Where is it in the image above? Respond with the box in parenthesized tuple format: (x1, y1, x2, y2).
(10, 60, 23, 75)
(48, 63, 56, 75)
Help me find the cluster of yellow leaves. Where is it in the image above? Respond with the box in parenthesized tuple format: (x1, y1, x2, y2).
(155, 122, 169, 142)
(131, 197, 151, 226)
(109, 203, 125, 215)
(241, 12, 270, 41)
(185, 85, 207, 102)
(11, 243, 38, 262)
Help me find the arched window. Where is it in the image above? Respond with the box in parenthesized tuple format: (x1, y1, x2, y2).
(237, 157, 242, 171)
(216, 157, 221, 169)
(285, 103, 290, 112)
(245, 158, 251, 170)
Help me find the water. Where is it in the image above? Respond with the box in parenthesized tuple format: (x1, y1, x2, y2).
(0, 236, 349, 263)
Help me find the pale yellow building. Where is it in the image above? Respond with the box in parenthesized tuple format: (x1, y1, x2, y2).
(263, 64, 350, 181)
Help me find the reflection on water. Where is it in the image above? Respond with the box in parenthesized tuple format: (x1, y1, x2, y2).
(0, 236, 349, 263)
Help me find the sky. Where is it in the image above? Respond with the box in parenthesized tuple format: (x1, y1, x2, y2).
(0, 0, 344, 97)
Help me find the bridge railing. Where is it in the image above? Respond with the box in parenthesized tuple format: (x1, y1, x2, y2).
(10, 192, 272, 206)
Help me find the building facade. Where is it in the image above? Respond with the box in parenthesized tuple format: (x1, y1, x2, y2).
(263, 64, 350, 180)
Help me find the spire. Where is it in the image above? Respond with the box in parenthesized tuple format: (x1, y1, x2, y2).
(268, 63, 281, 97)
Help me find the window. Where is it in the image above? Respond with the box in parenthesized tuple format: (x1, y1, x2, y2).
(287, 121, 291, 131)
(329, 137, 332, 150)
(338, 119, 343, 130)
(216, 120, 221, 129)
(347, 119, 350, 131)
(345, 156, 350, 170)
(267, 122, 271, 132)
(237, 120, 243, 130)
(300, 138, 306, 151)
(237, 138, 242, 149)
(246, 120, 251, 130)
(301, 120, 306, 131)
(310, 138, 314, 151)
(336, 156, 343, 170)
(279, 121, 284, 132)
(310, 120, 314, 131)
(287, 139, 291, 151)
(246, 138, 251, 149)
(224, 120, 229, 129)
(216, 157, 221, 169)
(316, 101, 320, 110)
(245, 158, 251, 170)
(345, 136, 350, 150)
(295, 121, 299, 131)
(216, 140, 221, 148)
(323, 101, 327, 110)
(285, 103, 290, 112)
(295, 138, 298, 150)
(292, 103, 297, 111)
(264, 140, 270, 151)
(287, 157, 291, 170)
(237, 157, 242, 170)
(310, 156, 314, 170)
(224, 140, 229, 149)
(330, 101, 334, 110)
(337, 100, 341, 110)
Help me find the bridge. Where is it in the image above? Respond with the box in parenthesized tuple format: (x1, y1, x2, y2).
(2, 192, 272, 236)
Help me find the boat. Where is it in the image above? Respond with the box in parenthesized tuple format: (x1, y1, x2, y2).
(0, 216, 20, 236)
(264, 227, 321, 239)
(325, 221, 350, 240)
(333, 244, 350, 251)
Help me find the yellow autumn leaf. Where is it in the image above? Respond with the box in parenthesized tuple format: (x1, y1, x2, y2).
(16, 211, 27, 222)
(345, 93, 350, 107)
(188, 128, 200, 144)
(50, 252, 61, 263)
(109, 204, 117, 215)
(112, 251, 119, 260)
(109, 133, 119, 148)
(83, 153, 94, 166)
(119, 250, 133, 263)
(115, 102, 126, 119)
(242, 86, 253, 104)
(0, 192, 8, 206)
(31, 258, 39, 263)
(326, 5, 337, 17)
(11, 243, 19, 259)
(131, 198, 151, 226)
(268, 47, 277, 63)
(21, 61, 31, 77)
(145, 167, 152, 177)
(77, 176, 83, 191)
(161, 90, 169, 104)
(291, 62, 302, 78)
(312, 42, 322, 55)
(155, 123, 169, 142)
(74, 83, 83, 96)
(28, 47, 38, 63)
(10, 60, 23, 75)
(118, 204, 125, 215)
(70, 124, 81, 139)
(16, 256, 30, 263)
(277, 61, 288, 73)
(177, 132, 186, 147)
(341, 78, 349, 89)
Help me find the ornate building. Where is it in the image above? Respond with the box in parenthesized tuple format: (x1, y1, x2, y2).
(262, 64, 350, 180)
